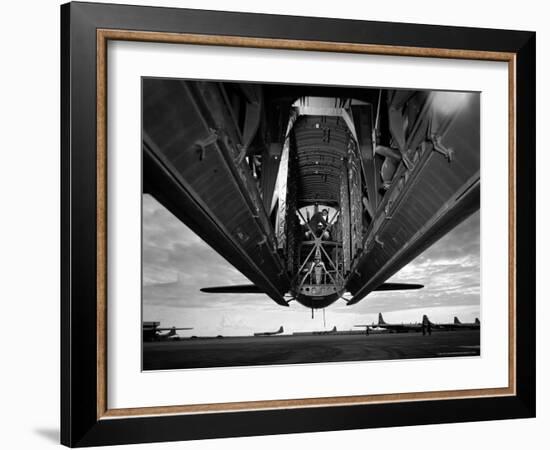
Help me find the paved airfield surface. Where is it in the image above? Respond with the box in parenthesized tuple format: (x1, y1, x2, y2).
(143, 330, 480, 370)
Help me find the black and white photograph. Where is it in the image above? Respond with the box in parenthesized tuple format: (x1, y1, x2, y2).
(142, 79, 480, 370)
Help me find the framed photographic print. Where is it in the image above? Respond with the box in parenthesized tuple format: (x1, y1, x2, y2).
(60, 1, 536, 447)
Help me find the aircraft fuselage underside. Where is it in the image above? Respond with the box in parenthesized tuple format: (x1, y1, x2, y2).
(143, 80, 480, 309)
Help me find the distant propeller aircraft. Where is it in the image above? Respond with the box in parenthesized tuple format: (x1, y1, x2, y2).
(443, 316, 481, 330)
(312, 326, 338, 335)
(254, 326, 284, 336)
(142, 322, 193, 342)
(355, 313, 427, 333)
(355, 313, 480, 333)
(292, 326, 338, 336)
(144, 80, 479, 312)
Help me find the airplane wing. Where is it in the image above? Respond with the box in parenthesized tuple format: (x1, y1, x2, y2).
(383, 324, 421, 331)
(200, 284, 263, 294)
(372, 283, 423, 291)
(143, 79, 290, 307)
(201, 282, 422, 295)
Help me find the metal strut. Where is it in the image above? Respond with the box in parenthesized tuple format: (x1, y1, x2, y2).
(295, 209, 344, 288)
(430, 134, 454, 162)
(191, 129, 218, 161)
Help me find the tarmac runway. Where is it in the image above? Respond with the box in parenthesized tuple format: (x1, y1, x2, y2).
(143, 329, 480, 370)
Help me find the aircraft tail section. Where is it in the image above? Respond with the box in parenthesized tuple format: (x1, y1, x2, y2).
(475, 318, 480, 325)
(422, 315, 433, 325)
(378, 313, 387, 325)
(254, 326, 284, 336)
(454, 316, 462, 324)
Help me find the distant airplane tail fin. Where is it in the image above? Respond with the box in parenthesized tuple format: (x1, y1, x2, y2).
(278, 326, 284, 333)
(475, 318, 480, 325)
(332, 326, 337, 332)
(454, 316, 461, 324)
(378, 313, 386, 325)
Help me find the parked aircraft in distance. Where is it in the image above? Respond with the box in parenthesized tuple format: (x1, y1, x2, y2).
(143, 321, 193, 342)
(254, 326, 284, 336)
(419, 315, 481, 331)
(144, 80, 479, 312)
(355, 314, 480, 333)
(292, 326, 339, 336)
(355, 313, 427, 333)
(311, 326, 338, 335)
(447, 316, 481, 330)
(315, 326, 338, 335)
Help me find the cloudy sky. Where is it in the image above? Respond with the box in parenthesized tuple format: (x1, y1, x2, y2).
(142, 193, 480, 336)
